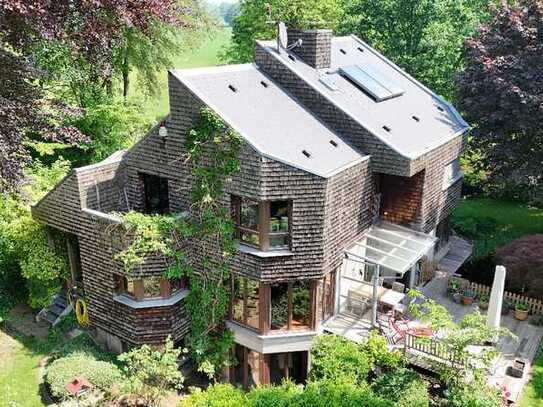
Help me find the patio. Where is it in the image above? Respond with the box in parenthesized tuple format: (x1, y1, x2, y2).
(422, 262, 543, 403)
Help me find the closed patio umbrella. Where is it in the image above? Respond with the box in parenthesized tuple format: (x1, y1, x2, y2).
(487, 265, 506, 330)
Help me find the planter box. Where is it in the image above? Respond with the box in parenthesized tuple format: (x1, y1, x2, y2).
(507, 359, 526, 378)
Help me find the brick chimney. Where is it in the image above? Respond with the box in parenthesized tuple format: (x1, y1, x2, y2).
(287, 28, 332, 69)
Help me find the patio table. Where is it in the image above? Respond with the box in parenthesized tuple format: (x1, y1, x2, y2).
(353, 284, 406, 307)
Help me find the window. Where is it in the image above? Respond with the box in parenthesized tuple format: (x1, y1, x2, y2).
(114, 275, 187, 301)
(443, 158, 462, 188)
(270, 281, 311, 331)
(231, 276, 260, 330)
(140, 173, 170, 214)
(231, 196, 291, 251)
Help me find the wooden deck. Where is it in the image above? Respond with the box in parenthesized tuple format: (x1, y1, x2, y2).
(422, 253, 543, 404)
(322, 313, 373, 343)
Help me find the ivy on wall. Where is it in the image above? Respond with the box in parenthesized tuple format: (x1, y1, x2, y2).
(115, 107, 241, 379)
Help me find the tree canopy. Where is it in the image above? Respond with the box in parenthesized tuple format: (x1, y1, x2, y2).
(223, 0, 345, 63)
(340, 0, 490, 100)
(456, 0, 543, 203)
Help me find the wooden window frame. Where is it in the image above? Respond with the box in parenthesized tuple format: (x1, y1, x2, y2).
(231, 196, 292, 252)
(114, 275, 187, 302)
(267, 280, 318, 332)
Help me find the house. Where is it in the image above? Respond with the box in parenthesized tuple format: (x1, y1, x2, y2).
(32, 25, 470, 388)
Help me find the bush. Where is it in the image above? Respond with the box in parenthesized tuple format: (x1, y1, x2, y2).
(309, 334, 371, 385)
(360, 331, 405, 372)
(447, 380, 502, 407)
(299, 380, 391, 407)
(372, 368, 429, 407)
(45, 351, 122, 400)
(179, 384, 245, 407)
(246, 381, 301, 407)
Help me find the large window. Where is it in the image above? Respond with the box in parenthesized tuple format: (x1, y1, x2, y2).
(271, 281, 311, 331)
(140, 173, 170, 214)
(231, 196, 291, 251)
(231, 276, 260, 330)
(114, 275, 188, 301)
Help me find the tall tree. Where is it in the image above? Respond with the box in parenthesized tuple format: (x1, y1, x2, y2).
(340, 0, 490, 100)
(456, 0, 543, 204)
(223, 0, 345, 63)
(0, 48, 86, 193)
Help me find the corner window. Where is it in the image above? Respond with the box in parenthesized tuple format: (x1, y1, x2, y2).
(231, 276, 260, 330)
(271, 281, 311, 331)
(231, 196, 291, 251)
(114, 275, 187, 301)
(140, 173, 170, 214)
(443, 158, 462, 189)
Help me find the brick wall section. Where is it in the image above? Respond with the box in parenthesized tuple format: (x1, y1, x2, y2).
(378, 170, 424, 228)
(287, 29, 332, 69)
(255, 43, 412, 177)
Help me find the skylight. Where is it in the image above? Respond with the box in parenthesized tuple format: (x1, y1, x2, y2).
(339, 64, 404, 102)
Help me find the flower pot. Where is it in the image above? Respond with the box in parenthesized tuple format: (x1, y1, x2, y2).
(515, 309, 529, 321)
(452, 293, 462, 304)
(462, 294, 475, 306)
(479, 302, 489, 311)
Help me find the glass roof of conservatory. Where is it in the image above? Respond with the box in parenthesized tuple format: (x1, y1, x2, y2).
(344, 222, 437, 275)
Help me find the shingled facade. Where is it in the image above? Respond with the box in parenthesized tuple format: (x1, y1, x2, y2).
(32, 26, 469, 386)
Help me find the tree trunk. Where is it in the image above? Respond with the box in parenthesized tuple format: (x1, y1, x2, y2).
(122, 53, 130, 99)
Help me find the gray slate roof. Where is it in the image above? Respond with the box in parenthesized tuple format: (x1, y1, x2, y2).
(258, 36, 469, 159)
(171, 64, 367, 178)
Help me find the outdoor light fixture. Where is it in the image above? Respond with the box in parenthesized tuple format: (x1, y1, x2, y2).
(158, 121, 168, 139)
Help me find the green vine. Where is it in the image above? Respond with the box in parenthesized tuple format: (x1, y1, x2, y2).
(114, 107, 241, 379)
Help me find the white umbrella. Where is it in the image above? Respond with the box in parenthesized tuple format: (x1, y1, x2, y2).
(487, 265, 506, 330)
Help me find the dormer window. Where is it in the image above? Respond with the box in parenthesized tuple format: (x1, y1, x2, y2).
(231, 196, 291, 251)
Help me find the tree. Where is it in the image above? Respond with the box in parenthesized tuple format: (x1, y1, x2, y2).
(2, 0, 204, 107)
(118, 337, 184, 406)
(340, 0, 490, 100)
(223, 0, 345, 63)
(456, 0, 543, 204)
(0, 48, 86, 193)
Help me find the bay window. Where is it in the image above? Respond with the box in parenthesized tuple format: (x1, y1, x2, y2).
(231, 196, 291, 251)
(114, 275, 188, 301)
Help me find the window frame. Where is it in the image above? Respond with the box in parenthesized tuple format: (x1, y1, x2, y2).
(231, 196, 292, 251)
(442, 158, 462, 189)
(140, 172, 170, 215)
(114, 275, 188, 302)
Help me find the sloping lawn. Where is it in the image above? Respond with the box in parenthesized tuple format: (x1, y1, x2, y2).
(519, 347, 543, 407)
(0, 331, 50, 407)
(135, 27, 232, 120)
(454, 198, 543, 258)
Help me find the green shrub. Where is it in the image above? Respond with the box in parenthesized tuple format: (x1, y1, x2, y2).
(360, 331, 405, 372)
(299, 380, 391, 407)
(309, 334, 371, 385)
(45, 351, 122, 400)
(179, 384, 245, 407)
(246, 381, 301, 407)
(372, 368, 429, 407)
(447, 380, 502, 407)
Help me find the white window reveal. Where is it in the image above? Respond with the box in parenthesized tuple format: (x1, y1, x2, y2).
(443, 158, 462, 189)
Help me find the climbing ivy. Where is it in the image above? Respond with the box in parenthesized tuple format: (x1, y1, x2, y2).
(115, 107, 241, 379)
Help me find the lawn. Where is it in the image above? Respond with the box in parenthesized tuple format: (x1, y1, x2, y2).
(132, 26, 232, 121)
(519, 347, 543, 406)
(454, 197, 543, 258)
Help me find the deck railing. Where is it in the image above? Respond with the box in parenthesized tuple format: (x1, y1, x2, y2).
(404, 333, 465, 368)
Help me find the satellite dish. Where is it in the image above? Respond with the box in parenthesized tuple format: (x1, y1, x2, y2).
(277, 22, 288, 50)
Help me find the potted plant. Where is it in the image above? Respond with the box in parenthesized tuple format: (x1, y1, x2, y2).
(452, 291, 463, 304)
(478, 294, 490, 310)
(515, 303, 529, 321)
(447, 279, 461, 297)
(462, 289, 476, 306)
(502, 300, 511, 316)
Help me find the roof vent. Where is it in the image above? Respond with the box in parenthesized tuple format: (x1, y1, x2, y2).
(260, 80, 269, 88)
(329, 140, 338, 147)
(288, 54, 296, 62)
(437, 105, 444, 112)
(228, 84, 237, 93)
(382, 125, 391, 132)
(412, 115, 420, 122)
(357, 47, 365, 53)
(302, 150, 312, 158)
(340, 48, 347, 55)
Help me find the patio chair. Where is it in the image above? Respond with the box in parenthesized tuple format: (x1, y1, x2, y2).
(392, 282, 405, 293)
